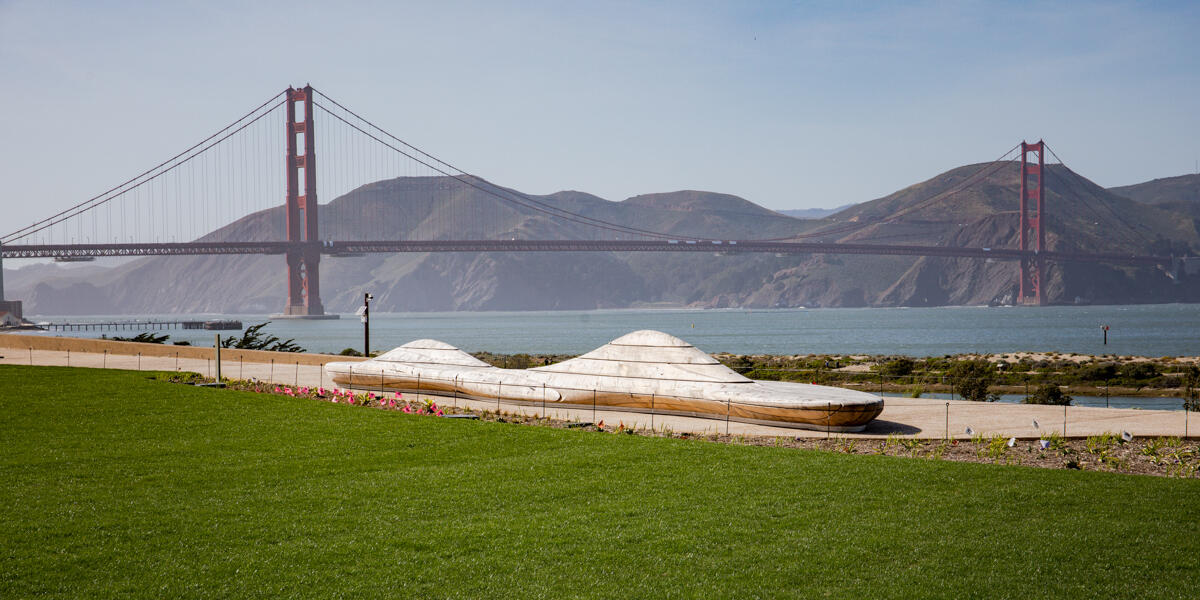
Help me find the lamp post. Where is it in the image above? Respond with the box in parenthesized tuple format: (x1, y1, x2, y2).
(358, 293, 374, 357)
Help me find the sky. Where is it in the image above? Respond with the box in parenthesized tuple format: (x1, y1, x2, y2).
(1, 0, 1198, 237)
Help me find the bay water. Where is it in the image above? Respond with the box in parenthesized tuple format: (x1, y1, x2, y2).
(24, 303, 1199, 357)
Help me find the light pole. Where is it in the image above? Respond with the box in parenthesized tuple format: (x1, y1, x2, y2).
(358, 293, 374, 357)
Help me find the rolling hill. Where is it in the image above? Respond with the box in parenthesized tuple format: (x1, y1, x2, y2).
(8, 165, 1200, 315)
(1110, 173, 1200, 222)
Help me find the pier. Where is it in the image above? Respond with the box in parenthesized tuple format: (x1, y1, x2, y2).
(39, 319, 242, 332)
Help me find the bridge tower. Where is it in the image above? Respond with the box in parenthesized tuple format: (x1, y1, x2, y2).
(281, 85, 327, 317)
(1018, 140, 1045, 305)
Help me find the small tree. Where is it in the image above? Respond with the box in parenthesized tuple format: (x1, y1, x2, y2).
(948, 359, 999, 402)
(112, 332, 169, 344)
(1184, 366, 1200, 412)
(1023, 384, 1073, 406)
(221, 322, 305, 353)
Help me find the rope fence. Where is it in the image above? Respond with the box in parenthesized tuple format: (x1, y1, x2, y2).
(8, 348, 1195, 439)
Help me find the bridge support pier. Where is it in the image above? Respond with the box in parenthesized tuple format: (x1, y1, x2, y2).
(0, 252, 24, 324)
(279, 85, 334, 319)
(1018, 140, 1045, 305)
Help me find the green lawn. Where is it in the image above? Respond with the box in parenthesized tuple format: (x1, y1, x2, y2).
(1, 365, 1198, 598)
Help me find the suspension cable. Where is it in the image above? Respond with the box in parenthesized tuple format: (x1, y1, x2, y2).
(3, 96, 286, 244)
(312, 100, 689, 240)
(312, 89, 730, 240)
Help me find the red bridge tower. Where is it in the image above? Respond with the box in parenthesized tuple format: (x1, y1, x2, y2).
(281, 85, 327, 317)
(1017, 140, 1046, 305)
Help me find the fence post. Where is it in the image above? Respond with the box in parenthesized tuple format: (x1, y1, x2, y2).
(1063, 404, 1067, 437)
(138, 353, 142, 372)
(269, 359, 274, 382)
(651, 393, 655, 432)
(593, 389, 597, 423)
(541, 383, 546, 419)
(103, 349, 107, 369)
(175, 352, 179, 372)
(66, 349, 70, 367)
(29, 347, 32, 365)
(454, 375, 459, 409)
(945, 402, 949, 440)
(497, 381, 502, 414)
(294, 362, 299, 388)
(726, 397, 731, 436)
(826, 402, 831, 439)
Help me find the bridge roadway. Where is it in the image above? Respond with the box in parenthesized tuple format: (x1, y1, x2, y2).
(0, 240, 1171, 266)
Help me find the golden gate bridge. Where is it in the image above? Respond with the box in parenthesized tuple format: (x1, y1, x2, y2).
(0, 85, 1177, 317)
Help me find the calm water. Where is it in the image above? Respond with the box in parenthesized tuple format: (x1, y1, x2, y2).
(23, 303, 1200, 357)
(884, 393, 1188, 411)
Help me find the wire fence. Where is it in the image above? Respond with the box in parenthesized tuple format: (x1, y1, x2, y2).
(9, 347, 1196, 440)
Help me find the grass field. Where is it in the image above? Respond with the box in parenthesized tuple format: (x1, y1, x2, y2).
(2, 365, 1198, 598)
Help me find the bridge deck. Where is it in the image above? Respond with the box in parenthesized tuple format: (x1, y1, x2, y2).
(0, 240, 1170, 266)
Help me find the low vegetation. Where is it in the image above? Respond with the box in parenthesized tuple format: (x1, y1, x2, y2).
(1023, 383, 1074, 405)
(2, 365, 1198, 598)
(219, 321, 305, 353)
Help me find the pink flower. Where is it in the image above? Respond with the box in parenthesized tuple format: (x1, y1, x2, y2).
(318, 387, 326, 395)
(274, 386, 281, 393)
(435, 410, 444, 417)
(402, 404, 413, 414)
(394, 391, 402, 398)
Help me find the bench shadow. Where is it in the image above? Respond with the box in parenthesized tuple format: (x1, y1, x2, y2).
(860, 420, 922, 435)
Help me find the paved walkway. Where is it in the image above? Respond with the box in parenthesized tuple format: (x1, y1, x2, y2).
(1, 346, 1193, 439)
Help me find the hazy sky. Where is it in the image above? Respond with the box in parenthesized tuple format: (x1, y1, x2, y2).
(2, 0, 1198, 233)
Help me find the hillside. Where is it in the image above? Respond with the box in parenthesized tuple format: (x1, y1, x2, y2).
(778, 205, 853, 219)
(1110, 174, 1200, 222)
(8, 166, 1200, 315)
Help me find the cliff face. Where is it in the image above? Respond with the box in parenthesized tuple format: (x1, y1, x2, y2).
(8, 167, 1200, 315)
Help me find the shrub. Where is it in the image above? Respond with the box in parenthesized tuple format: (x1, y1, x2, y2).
(1079, 362, 1117, 381)
(1119, 362, 1159, 380)
(1023, 384, 1073, 406)
(880, 358, 915, 378)
(948, 360, 999, 402)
